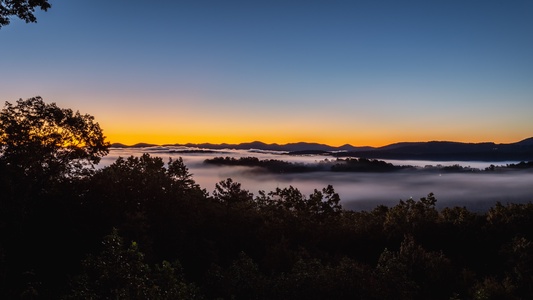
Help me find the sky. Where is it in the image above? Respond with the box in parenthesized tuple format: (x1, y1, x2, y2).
(1, 0, 532, 146)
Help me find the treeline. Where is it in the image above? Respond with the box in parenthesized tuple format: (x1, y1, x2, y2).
(2, 153, 533, 299)
(2, 98, 533, 299)
(506, 161, 533, 169)
(204, 156, 404, 173)
(204, 156, 317, 173)
(205, 156, 533, 174)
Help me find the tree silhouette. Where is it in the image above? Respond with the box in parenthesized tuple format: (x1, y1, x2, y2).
(0, 0, 51, 28)
(213, 178, 254, 206)
(0, 97, 109, 179)
(0, 97, 109, 298)
(66, 228, 200, 300)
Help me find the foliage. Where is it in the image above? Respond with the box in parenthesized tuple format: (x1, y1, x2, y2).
(331, 157, 400, 172)
(383, 193, 439, 237)
(253, 184, 342, 219)
(66, 228, 200, 300)
(205, 156, 313, 173)
(205, 156, 405, 173)
(506, 161, 533, 169)
(375, 235, 454, 299)
(78, 153, 207, 264)
(212, 178, 254, 205)
(0, 97, 109, 179)
(0, 0, 51, 27)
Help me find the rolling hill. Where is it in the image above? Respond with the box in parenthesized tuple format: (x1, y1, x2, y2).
(111, 137, 533, 161)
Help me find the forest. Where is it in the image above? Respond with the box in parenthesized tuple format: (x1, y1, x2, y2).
(204, 156, 533, 174)
(1, 98, 533, 299)
(204, 156, 404, 173)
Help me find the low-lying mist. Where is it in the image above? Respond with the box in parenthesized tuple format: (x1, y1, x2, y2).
(101, 147, 533, 211)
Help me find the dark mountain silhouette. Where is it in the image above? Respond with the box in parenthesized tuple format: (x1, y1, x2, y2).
(516, 137, 533, 146)
(110, 142, 158, 148)
(338, 139, 533, 161)
(114, 137, 533, 161)
(377, 141, 498, 153)
(170, 141, 369, 152)
(110, 143, 128, 148)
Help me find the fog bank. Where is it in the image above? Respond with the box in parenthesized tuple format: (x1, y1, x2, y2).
(101, 147, 533, 211)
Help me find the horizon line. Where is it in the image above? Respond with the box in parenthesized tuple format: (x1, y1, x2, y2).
(108, 136, 533, 148)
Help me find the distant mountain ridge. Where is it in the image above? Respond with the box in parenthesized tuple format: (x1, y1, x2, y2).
(173, 141, 376, 152)
(111, 141, 372, 152)
(110, 137, 533, 161)
(339, 138, 533, 161)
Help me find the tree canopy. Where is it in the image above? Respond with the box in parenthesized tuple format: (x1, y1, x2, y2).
(0, 96, 109, 178)
(0, 0, 51, 28)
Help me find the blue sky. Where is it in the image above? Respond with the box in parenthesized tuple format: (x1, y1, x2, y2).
(1, 0, 532, 145)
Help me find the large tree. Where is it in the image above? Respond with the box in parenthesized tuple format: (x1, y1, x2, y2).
(0, 0, 51, 28)
(0, 96, 108, 298)
(0, 96, 109, 179)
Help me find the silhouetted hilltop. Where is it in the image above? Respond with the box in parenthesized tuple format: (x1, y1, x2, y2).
(516, 137, 533, 146)
(110, 142, 158, 148)
(337, 139, 533, 161)
(378, 141, 498, 153)
(172, 141, 368, 152)
(115, 138, 533, 161)
(110, 143, 128, 148)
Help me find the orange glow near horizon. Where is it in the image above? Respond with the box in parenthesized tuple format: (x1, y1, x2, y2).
(96, 106, 532, 148)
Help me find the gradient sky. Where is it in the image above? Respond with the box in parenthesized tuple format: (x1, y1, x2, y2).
(1, 0, 532, 146)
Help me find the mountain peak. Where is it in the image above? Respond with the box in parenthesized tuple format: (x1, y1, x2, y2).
(517, 137, 533, 146)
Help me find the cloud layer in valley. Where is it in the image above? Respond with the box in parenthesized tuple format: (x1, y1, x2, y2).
(101, 147, 533, 211)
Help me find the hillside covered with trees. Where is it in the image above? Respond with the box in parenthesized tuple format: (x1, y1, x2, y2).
(2, 98, 533, 299)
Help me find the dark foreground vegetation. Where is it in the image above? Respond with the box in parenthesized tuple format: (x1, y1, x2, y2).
(2, 98, 533, 299)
